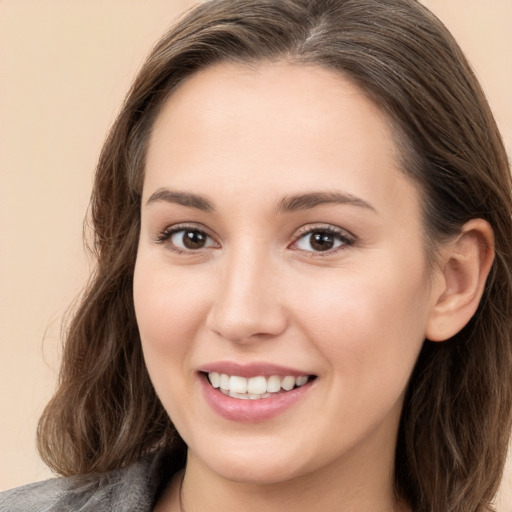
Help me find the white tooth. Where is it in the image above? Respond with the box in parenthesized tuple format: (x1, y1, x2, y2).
(281, 376, 295, 391)
(247, 376, 267, 394)
(220, 373, 230, 390)
(267, 375, 281, 393)
(295, 376, 308, 387)
(209, 372, 220, 388)
(228, 391, 249, 400)
(229, 390, 250, 399)
(229, 375, 248, 394)
(220, 388, 229, 395)
(247, 393, 261, 400)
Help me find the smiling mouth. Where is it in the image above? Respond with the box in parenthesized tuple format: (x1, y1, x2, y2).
(205, 372, 316, 400)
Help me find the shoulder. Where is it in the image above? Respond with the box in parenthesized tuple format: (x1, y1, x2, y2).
(0, 450, 178, 512)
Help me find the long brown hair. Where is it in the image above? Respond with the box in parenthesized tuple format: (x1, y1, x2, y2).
(38, 1, 512, 510)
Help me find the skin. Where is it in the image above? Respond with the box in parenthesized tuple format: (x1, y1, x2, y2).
(133, 62, 491, 511)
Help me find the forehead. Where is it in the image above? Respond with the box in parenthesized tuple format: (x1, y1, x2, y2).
(144, 62, 419, 222)
(148, 62, 396, 163)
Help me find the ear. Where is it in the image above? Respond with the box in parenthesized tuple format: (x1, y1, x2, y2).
(425, 219, 494, 342)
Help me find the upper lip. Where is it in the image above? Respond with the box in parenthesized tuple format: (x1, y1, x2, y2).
(198, 361, 314, 378)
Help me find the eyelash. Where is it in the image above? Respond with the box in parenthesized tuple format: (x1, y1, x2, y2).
(154, 223, 356, 255)
(153, 224, 217, 254)
(290, 225, 356, 255)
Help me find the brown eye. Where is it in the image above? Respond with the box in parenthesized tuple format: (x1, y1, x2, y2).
(310, 232, 336, 251)
(293, 227, 354, 253)
(183, 230, 207, 249)
(169, 229, 216, 251)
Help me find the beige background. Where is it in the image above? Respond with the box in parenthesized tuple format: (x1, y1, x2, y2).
(1, 0, 511, 508)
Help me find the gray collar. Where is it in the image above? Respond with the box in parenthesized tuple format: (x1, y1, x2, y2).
(0, 450, 182, 512)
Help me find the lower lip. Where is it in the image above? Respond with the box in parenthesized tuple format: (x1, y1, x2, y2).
(200, 374, 314, 423)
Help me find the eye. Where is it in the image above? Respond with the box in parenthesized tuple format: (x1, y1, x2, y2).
(156, 226, 218, 252)
(291, 226, 355, 253)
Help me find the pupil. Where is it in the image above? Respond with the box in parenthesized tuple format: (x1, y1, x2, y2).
(311, 232, 334, 251)
(183, 230, 205, 249)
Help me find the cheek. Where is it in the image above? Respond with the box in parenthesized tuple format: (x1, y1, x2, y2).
(133, 257, 216, 428)
(133, 257, 211, 365)
(292, 260, 430, 390)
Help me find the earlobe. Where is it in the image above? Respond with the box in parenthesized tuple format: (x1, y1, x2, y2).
(425, 219, 494, 342)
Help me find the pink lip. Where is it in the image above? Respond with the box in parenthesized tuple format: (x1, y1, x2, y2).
(199, 361, 312, 378)
(198, 368, 316, 424)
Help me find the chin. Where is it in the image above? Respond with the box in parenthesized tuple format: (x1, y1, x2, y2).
(189, 436, 312, 486)
(213, 460, 303, 486)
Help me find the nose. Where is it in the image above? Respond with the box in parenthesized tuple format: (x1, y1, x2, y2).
(206, 247, 288, 343)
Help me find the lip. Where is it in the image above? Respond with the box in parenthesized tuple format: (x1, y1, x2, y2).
(198, 362, 316, 423)
(198, 361, 312, 378)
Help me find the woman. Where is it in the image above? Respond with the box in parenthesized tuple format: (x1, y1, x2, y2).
(2, 0, 511, 510)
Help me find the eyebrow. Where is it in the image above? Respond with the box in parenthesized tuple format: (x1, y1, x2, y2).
(146, 188, 215, 212)
(145, 188, 376, 215)
(276, 191, 377, 214)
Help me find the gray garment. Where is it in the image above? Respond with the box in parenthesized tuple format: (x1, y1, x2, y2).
(0, 451, 178, 512)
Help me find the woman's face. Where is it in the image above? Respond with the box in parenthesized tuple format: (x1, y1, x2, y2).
(134, 62, 441, 485)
